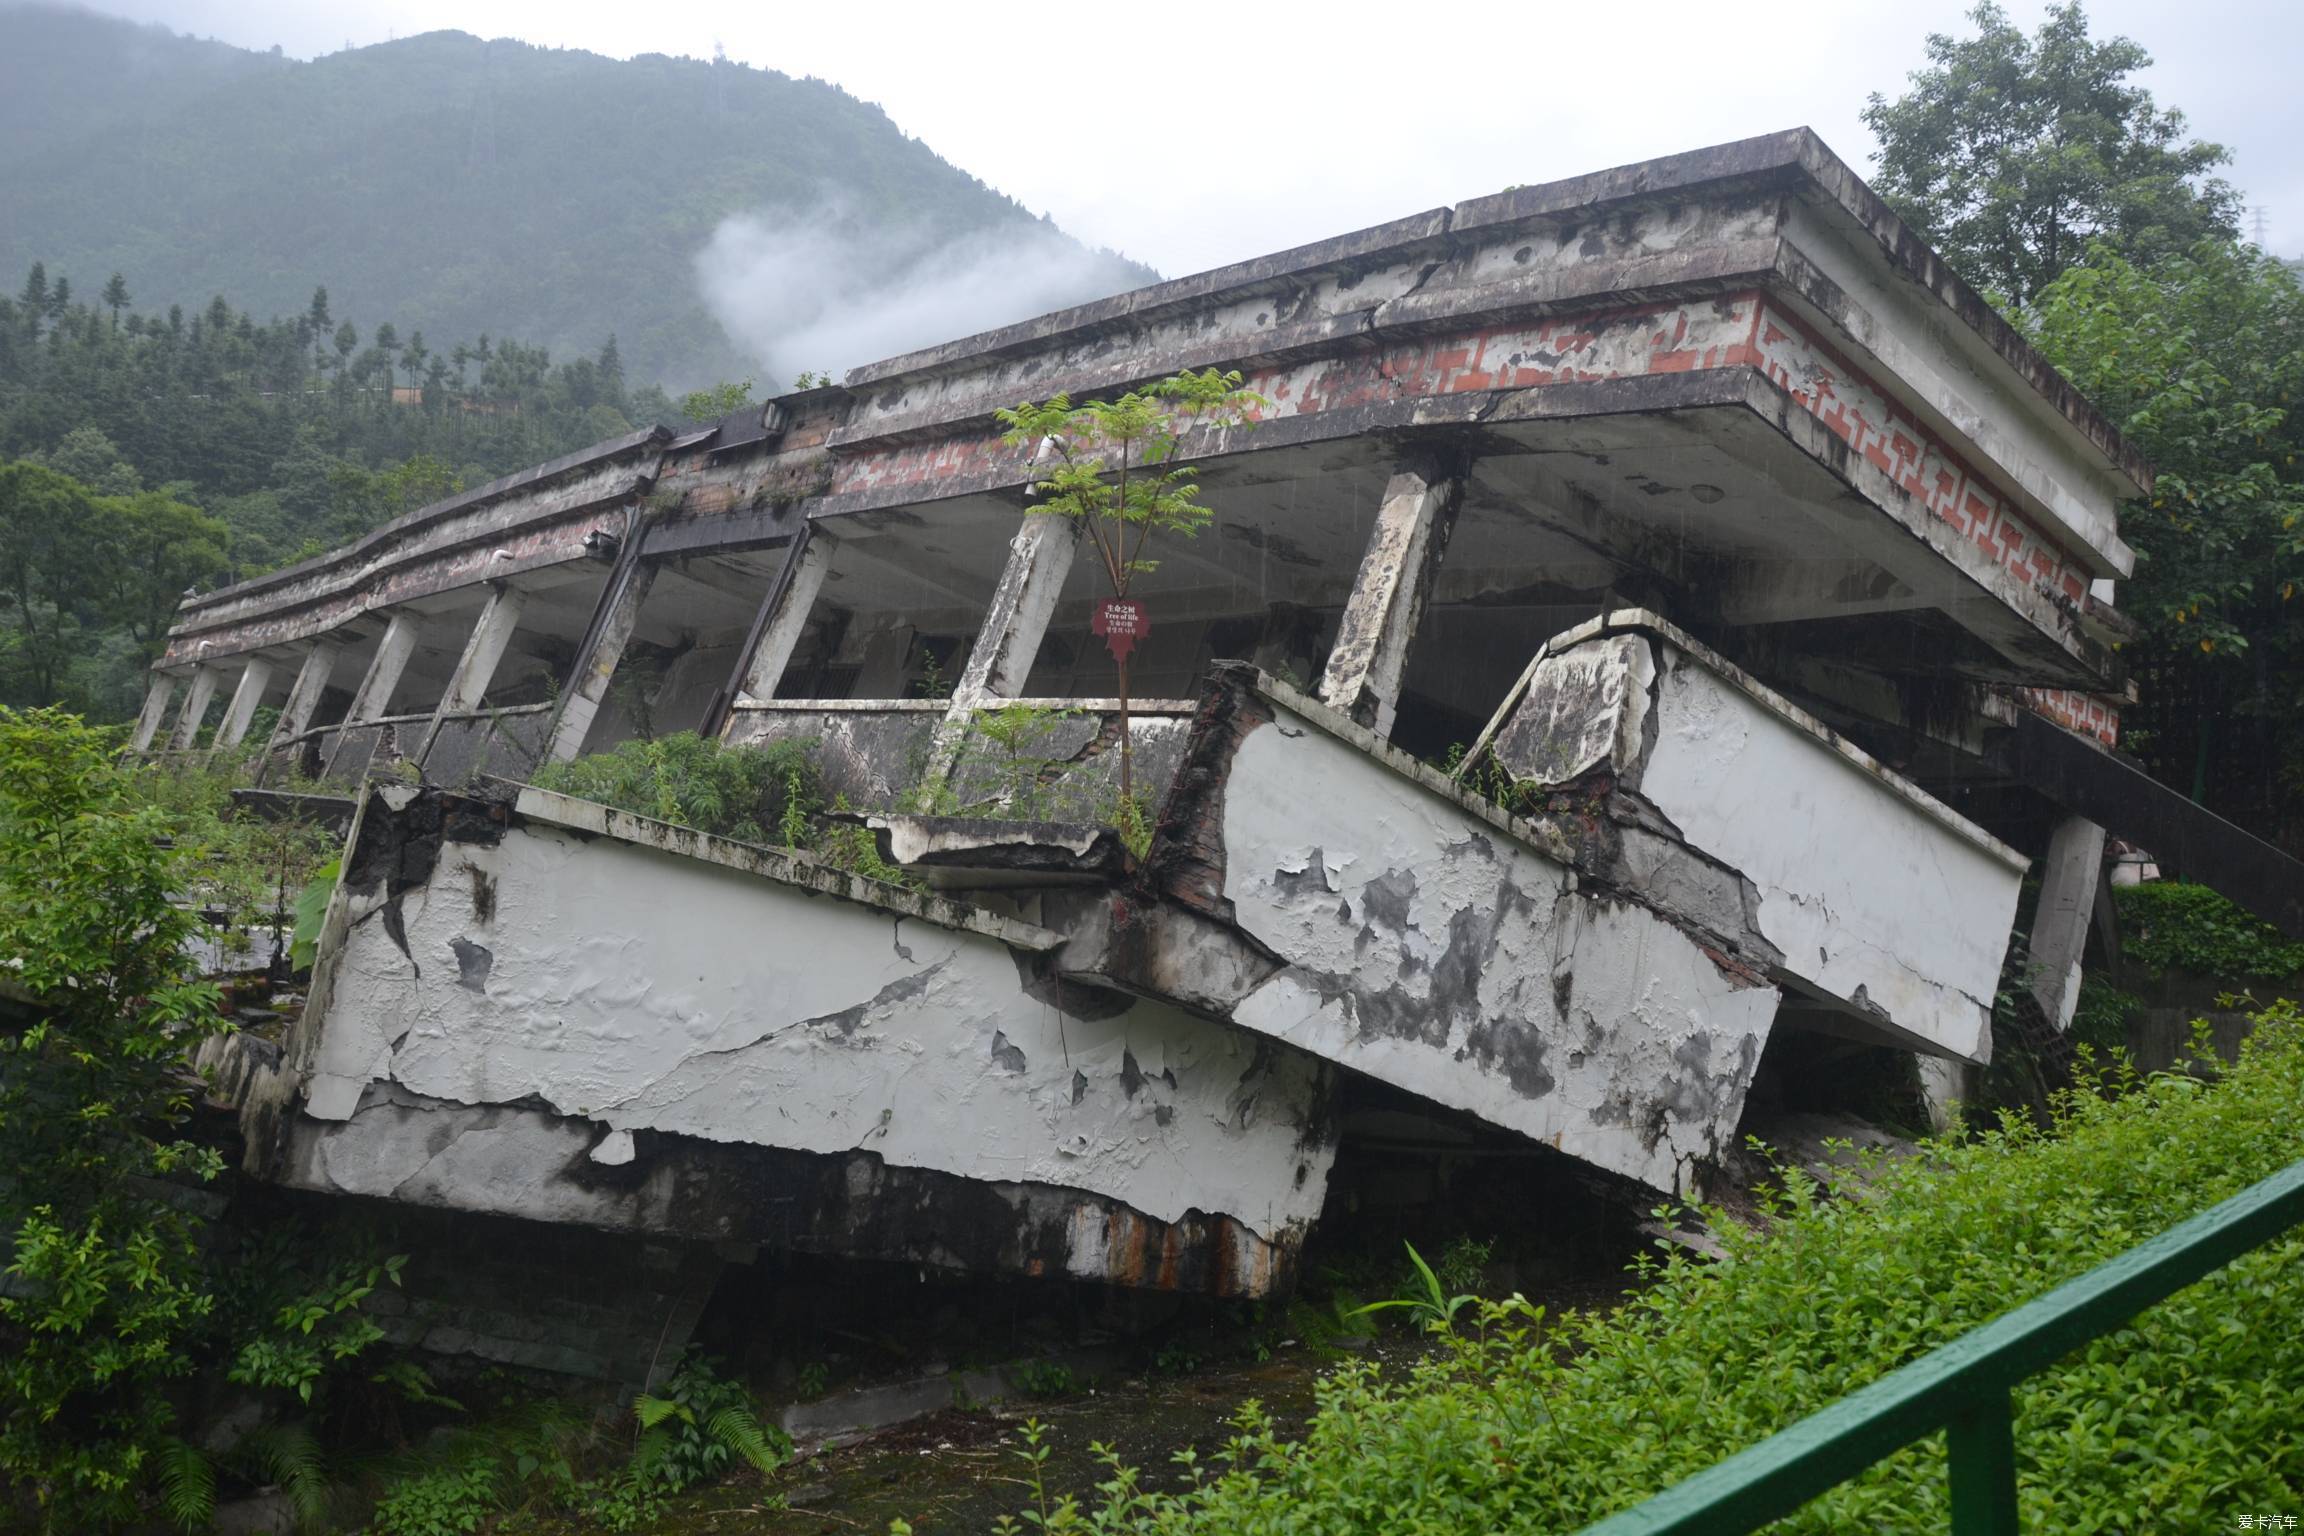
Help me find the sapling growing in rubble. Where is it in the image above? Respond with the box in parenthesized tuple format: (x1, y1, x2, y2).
(996, 369, 1262, 806)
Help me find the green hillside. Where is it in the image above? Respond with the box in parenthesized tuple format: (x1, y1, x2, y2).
(0, 4, 1155, 388)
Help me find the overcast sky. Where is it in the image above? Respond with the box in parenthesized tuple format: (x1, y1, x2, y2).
(77, 0, 2304, 277)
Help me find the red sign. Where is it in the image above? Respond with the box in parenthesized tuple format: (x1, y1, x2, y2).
(1091, 598, 1149, 664)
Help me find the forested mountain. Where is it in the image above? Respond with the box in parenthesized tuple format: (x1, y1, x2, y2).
(0, 270, 674, 715)
(0, 4, 1156, 389)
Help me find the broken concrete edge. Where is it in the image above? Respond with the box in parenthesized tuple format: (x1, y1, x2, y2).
(227, 783, 381, 1178)
(173, 427, 671, 622)
(836, 129, 2142, 500)
(859, 814, 1131, 881)
(256, 1079, 1306, 1298)
(504, 782, 1068, 952)
(1524, 610, 2029, 875)
(1138, 663, 1782, 991)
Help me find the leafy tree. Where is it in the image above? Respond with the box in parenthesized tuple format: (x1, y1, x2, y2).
(31, 425, 141, 496)
(0, 710, 230, 1531)
(677, 378, 755, 422)
(998, 369, 1262, 801)
(2028, 239, 2304, 817)
(0, 461, 102, 702)
(97, 490, 230, 645)
(99, 273, 128, 329)
(1863, 2, 2239, 304)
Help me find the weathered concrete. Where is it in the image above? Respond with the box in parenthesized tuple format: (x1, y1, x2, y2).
(249, 783, 1334, 1293)
(132, 672, 181, 752)
(1487, 613, 2025, 1062)
(416, 584, 526, 762)
(1057, 670, 1782, 1197)
(545, 551, 654, 763)
(215, 659, 277, 750)
(923, 515, 1081, 784)
(2027, 816, 2107, 1031)
(1317, 451, 1464, 737)
(169, 665, 220, 751)
(160, 428, 667, 665)
(735, 528, 835, 703)
(328, 611, 420, 769)
(269, 642, 341, 751)
(151, 131, 2201, 1332)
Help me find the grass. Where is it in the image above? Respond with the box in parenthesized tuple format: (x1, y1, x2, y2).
(993, 1004, 2304, 1534)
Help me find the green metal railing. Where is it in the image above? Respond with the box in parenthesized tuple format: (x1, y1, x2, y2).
(1574, 1156, 2304, 1536)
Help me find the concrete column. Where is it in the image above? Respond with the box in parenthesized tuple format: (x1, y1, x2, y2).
(168, 665, 220, 751)
(322, 613, 420, 773)
(1317, 450, 1466, 737)
(735, 531, 835, 703)
(340, 612, 421, 727)
(2028, 815, 2108, 1031)
(269, 641, 342, 749)
(417, 584, 527, 761)
(922, 514, 1080, 784)
(213, 658, 277, 750)
(130, 673, 179, 752)
(544, 562, 658, 763)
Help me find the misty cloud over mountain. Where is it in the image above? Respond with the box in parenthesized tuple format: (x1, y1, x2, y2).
(697, 202, 1152, 390)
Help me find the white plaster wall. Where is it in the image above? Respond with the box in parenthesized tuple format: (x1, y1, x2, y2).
(1637, 646, 2022, 1061)
(1218, 704, 1778, 1195)
(303, 819, 1332, 1240)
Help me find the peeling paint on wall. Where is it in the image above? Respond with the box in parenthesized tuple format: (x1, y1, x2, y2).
(277, 788, 1334, 1285)
(1493, 616, 2025, 1062)
(1180, 685, 1779, 1196)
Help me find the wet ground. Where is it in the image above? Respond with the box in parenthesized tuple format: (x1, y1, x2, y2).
(614, 1340, 1420, 1535)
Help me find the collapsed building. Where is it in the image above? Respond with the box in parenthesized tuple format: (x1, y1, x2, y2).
(149, 131, 2303, 1368)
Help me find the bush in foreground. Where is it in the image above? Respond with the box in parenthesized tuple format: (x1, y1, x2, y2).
(1000, 1008, 2304, 1534)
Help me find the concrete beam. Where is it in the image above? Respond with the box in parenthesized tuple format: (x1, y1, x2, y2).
(214, 658, 278, 750)
(131, 673, 180, 752)
(923, 514, 1080, 785)
(2027, 816, 2106, 1032)
(1317, 451, 1465, 737)
(1706, 557, 1931, 626)
(736, 530, 834, 704)
(270, 641, 342, 749)
(168, 665, 220, 751)
(417, 584, 527, 762)
(544, 560, 657, 764)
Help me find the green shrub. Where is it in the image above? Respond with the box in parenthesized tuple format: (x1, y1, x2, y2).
(133, 751, 341, 958)
(630, 1351, 787, 1495)
(1003, 1004, 2304, 1533)
(2115, 881, 2304, 980)
(530, 732, 820, 846)
(0, 710, 230, 1533)
(368, 1453, 498, 1536)
(1012, 1359, 1079, 1400)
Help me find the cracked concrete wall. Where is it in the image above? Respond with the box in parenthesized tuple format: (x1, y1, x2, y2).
(1496, 617, 2025, 1061)
(286, 791, 1334, 1269)
(1205, 691, 1778, 1196)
